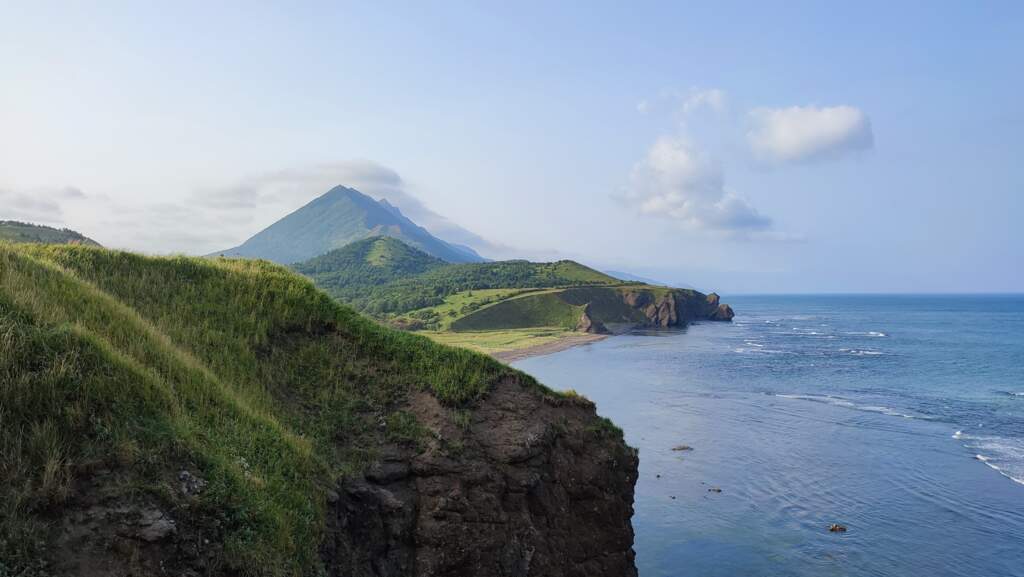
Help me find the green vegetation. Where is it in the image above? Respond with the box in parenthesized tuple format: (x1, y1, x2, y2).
(0, 220, 100, 246)
(0, 243, 562, 576)
(295, 236, 624, 318)
(449, 291, 584, 332)
(215, 186, 483, 264)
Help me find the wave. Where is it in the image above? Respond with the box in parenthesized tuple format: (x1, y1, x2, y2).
(844, 331, 888, 337)
(838, 348, 885, 356)
(775, 393, 927, 419)
(1005, 391, 1024, 398)
(734, 347, 792, 355)
(954, 432, 1024, 486)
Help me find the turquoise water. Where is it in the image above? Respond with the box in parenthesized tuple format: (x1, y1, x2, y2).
(514, 295, 1024, 577)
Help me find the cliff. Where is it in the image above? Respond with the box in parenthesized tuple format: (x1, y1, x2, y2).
(618, 288, 735, 327)
(0, 244, 637, 577)
(325, 381, 637, 577)
(447, 286, 733, 334)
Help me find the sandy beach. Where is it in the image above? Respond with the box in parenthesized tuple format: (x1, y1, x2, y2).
(491, 332, 608, 363)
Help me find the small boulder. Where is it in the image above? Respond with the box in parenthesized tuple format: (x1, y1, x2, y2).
(178, 470, 208, 496)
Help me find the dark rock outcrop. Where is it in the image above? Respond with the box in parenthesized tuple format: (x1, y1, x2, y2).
(629, 289, 733, 328)
(576, 303, 610, 334)
(711, 304, 735, 321)
(323, 381, 639, 577)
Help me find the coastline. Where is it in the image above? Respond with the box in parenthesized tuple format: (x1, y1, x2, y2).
(492, 332, 608, 363)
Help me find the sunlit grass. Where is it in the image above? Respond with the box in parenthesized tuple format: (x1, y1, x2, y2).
(0, 242, 543, 576)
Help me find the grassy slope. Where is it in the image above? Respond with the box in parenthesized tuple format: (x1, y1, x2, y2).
(449, 291, 585, 332)
(0, 221, 100, 246)
(295, 237, 622, 317)
(0, 243, 556, 576)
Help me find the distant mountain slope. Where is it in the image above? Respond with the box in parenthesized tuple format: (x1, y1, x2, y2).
(215, 186, 485, 264)
(0, 220, 100, 246)
(294, 237, 621, 315)
(293, 235, 448, 289)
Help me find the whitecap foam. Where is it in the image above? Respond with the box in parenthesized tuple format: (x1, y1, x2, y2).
(844, 331, 888, 337)
(775, 393, 925, 419)
(839, 348, 885, 356)
(1007, 392, 1024, 397)
(955, 432, 1024, 486)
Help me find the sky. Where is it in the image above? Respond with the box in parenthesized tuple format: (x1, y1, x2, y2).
(2, 0, 1022, 293)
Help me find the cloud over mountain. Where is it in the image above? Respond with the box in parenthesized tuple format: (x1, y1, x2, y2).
(747, 105, 873, 164)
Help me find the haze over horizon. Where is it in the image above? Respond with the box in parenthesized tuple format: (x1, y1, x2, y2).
(2, 1, 1022, 293)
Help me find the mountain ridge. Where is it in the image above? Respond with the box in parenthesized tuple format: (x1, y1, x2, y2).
(0, 220, 100, 246)
(215, 186, 485, 264)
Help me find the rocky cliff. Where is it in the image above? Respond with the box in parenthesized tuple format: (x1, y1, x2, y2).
(42, 378, 639, 577)
(620, 289, 734, 327)
(324, 378, 638, 577)
(2, 245, 637, 577)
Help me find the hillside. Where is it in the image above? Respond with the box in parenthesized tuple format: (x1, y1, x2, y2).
(295, 237, 622, 316)
(0, 220, 100, 246)
(0, 243, 637, 577)
(294, 237, 732, 338)
(214, 186, 484, 264)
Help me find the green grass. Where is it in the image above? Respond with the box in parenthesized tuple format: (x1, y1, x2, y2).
(0, 221, 100, 246)
(294, 237, 626, 316)
(0, 242, 553, 576)
(450, 291, 584, 332)
(401, 287, 552, 331)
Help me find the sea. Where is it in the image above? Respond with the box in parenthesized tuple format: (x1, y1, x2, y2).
(513, 295, 1024, 577)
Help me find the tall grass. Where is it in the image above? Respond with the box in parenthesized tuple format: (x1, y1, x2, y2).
(0, 243, 529, 576)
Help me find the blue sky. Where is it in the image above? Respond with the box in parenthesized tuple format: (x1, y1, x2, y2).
(2, 1, 1021, 292)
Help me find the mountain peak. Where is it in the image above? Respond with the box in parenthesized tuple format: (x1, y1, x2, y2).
(214, 186, 484, 265)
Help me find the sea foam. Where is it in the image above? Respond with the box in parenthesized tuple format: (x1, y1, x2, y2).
(775, 393, 925, 419)
(955, 432, 1024, 486)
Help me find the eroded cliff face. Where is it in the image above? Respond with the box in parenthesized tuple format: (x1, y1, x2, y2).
(620, 288, 734, 327)
(323, 378, 639, 577)
(46, 378, 639, 577)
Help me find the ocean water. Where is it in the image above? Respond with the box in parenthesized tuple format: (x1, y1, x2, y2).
(514, 295, 1024, 577)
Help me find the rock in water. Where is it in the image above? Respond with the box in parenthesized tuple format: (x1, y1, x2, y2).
(712, 304, 735, 321)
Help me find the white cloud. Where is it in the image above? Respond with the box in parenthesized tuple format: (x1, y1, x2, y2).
(747, 105, 873, 164)
(637, 88, 727, 116)
(681, 88, 726, 114)
(0, 186, 85, 223)
(627, 135, 770, 234)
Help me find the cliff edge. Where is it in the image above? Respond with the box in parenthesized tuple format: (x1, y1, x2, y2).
(0, 244, 637, 577)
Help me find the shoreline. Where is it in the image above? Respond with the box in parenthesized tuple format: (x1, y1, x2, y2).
(492, 332, 608, 363)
